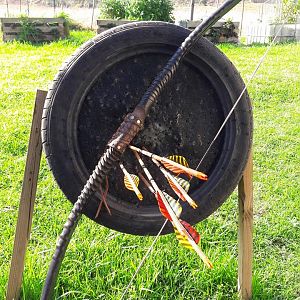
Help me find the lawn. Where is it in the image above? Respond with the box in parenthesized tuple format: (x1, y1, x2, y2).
(0, 31, 299, 299)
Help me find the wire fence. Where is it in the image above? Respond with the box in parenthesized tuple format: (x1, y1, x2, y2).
(1, 0, 299, 43)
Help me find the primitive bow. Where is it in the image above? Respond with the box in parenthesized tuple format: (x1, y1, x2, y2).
(41, 0, 243, 298)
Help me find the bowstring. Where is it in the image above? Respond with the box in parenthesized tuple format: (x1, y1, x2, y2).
(120, 219, 168, 300)
(195, 23, 285, 170)
(120, 24, 285, 300)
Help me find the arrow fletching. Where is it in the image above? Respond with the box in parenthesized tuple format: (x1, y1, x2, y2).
(167, 174, 197, 209)
(151, 174, 212, 268)
(163, 191, 182, 218)
(175, 177, 190, 192)
(124, 174, 140, 189)
(156, 192, 172, 221)
(151, 156, 197, 209)
(131, 147, 212, 268)
(129, 146, 208, 181)
(164, 155, 192, 179)
(168, 155, 189, 167)
(174, 220, 212, 269)
(156, 191, 182, 220)
(162, 156, 207, 181)
(175, 220, 200, 247)
(124, 174, 142, 198)
(120, 163, 143, 201)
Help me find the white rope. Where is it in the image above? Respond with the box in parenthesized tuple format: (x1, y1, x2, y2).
(120, 23, 285, 300)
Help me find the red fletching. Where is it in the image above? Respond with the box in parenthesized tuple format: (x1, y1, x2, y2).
(180, 220, 200, 244)
(156, 192, 172, 221)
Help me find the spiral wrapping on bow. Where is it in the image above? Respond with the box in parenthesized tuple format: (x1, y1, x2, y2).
(41, 108, 145, 300)
(41, 146, 120, 299)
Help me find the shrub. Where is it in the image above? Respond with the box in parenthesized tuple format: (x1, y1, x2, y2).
(19, 15, 39, 42)
(99, 0, 174, 22)
(281, 0, 300, 23)
(100, 0, 129, 20)
(126, 0, 174, 22)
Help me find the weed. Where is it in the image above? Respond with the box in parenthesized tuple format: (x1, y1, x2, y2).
(56, 11, 84, 31)
(18, 15, 39, 42)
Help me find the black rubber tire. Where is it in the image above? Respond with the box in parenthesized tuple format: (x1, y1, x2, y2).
(42, 22, 252, 236)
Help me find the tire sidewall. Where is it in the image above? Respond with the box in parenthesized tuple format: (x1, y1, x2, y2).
(42, 22, 252, 235)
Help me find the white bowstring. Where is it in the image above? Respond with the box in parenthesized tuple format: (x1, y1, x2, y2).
(120, 219, 168, 300)
(120, 23, 284, 300)
(195, 23, 285, 170)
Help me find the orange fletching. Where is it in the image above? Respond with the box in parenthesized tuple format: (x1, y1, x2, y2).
(162, 155, 208, 181)
(162, 161, 192, 179)
(168, 179, 186, 201)
(167, 175, 198, 209)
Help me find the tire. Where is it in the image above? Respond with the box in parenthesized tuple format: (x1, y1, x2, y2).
(42, 22, 252, 236)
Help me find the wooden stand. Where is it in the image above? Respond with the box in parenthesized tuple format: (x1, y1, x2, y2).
(6, 90, 47, 300)
(238, 151, 253, 299)
(6, 90, 253, 300)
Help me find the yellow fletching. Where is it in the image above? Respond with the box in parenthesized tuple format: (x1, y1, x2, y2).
(167, 174, 197, 208)
(174, 177, 190, 192)
(124, 174, 139, 189)
(174, 228, 193, 250)
(123, 174, 143, 200)
(168, 155, 189, 168)
(174, 222, 213, 269)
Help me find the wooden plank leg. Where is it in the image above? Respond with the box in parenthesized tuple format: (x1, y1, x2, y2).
(6, 90, 47, 300)
(238, 150, 253, 300)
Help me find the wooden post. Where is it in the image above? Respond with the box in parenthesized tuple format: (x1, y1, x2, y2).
(5, 0, 9, 17)
(238, 150, 253, 300)
(91, 0, 96, 29)
(26, 0, 29, 16)
(239, 0, 245, 37)
(190, 0, 195, 21)
(6, 90, 47, 300)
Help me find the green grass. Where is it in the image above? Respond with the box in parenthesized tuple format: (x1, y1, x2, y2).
(0, 31, 299, 299)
